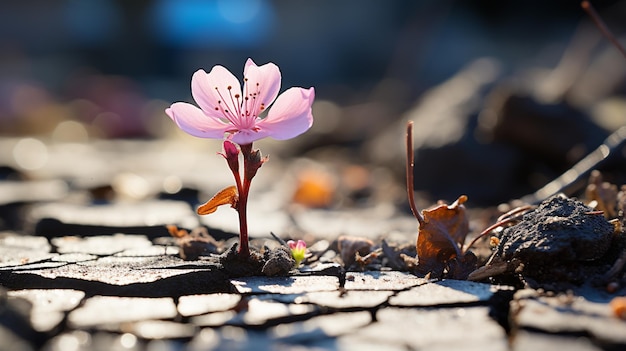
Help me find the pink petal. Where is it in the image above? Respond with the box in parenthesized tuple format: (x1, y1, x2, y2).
(166, 102, 229, 139)
(229, 129, 265, 145)
(256, 87, 314, 140)
(243, 58, 281, 115)
(191, 67, 242, 115)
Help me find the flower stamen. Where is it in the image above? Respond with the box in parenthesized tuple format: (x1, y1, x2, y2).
(214, 87, 239, 126)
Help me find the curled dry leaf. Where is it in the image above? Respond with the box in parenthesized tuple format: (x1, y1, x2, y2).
(166, 225, 222, 260)
(414, 195, 471, 278)
(336, 235, 374, 268)
(197, 185, 238, 215)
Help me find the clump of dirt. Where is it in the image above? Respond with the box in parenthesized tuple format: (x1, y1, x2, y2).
(217, 243, 295, 278)
(472, 194, 623, 289)
(167, 225, 296, 277)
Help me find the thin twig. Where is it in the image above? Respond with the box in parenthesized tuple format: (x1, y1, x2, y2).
(463, 216, 517, 254)
(497, 204, 533, 223)
(581, 1, 626, 60)
(406, 121, 424, 224)
(269, 231, 288, 247)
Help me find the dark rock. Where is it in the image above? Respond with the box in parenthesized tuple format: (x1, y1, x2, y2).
(482, 91, 608, 170)
(488, 195, 615, 285)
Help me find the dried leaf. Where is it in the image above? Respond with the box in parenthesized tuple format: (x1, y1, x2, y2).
(197, 186, 238, 215)
(337, 235, 374, 268)
(415, 195, 469, 277)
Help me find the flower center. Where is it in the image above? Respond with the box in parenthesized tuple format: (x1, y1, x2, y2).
(213, 78, 266, 132)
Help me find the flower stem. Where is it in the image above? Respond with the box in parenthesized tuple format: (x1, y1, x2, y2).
(236, 143, 257, 257)
(237, 177, 251, 257)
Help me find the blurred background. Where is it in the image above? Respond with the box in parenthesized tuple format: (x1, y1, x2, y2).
(1, 0, 625, 207)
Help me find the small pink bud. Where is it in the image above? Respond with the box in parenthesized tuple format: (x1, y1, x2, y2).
(220, 140, 240, 175)
(223, 140, 239, 158)
(287, 240, 307, 267)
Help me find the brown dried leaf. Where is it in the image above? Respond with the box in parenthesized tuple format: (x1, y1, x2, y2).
(337, 235, 374, 268)
(172, 226, 222, 260)
(197, 185, 238, 215)
(415, 195, 469, 277)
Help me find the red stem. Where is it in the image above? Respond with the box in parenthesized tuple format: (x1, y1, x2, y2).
(581, 1, 626, 60)
(237, 177, 251, 256)
(235, 143, 254, 257)
(406, 122, 424, 225)
(463, 217, 516, 254)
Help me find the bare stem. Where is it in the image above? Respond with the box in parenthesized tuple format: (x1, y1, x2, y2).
(581, 1, 626, 60)
(237, 177, 251, 257)
(406, 122, 424, 225)
(235, 143, 255, 257)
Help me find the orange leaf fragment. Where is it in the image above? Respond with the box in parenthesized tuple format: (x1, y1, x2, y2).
(197, 185, 238, 215)
(166, 224, 188, 238)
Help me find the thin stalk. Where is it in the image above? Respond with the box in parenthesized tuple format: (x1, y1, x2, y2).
(236, 143, 254, 257)
(406, 122, 424, 225)
(581, 1, 626, 60)
(463, 217, 517, 254)
(237, 177, 251, 256)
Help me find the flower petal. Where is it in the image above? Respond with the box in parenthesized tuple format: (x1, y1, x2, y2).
(192, 67, 242, 115)
(166, 102, 229, 139)
(256, 87, 315, 140)
(229, 129, 264, 145)
(243, 58, 281, 115)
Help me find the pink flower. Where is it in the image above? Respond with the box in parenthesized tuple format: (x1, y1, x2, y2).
(166, 58, 315, 145)
(287, 239, 307, 267)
